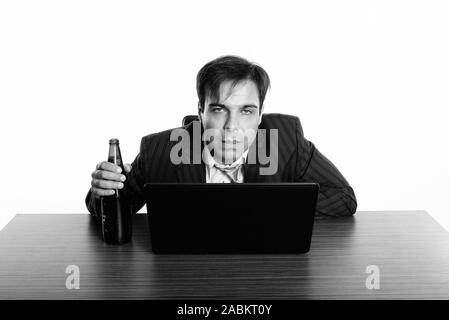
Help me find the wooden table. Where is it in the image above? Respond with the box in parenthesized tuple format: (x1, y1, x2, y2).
(1, 211, 449, 299)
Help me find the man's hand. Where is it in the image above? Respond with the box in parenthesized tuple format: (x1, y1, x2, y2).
(90, 162, 132, 199)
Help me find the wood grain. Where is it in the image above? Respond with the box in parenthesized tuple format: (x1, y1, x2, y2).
(1, 211, 449, 299)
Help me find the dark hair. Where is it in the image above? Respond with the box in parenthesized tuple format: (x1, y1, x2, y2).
(196, 55, 270, 113)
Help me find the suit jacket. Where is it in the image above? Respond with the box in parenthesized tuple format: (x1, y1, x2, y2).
(86, 113, 357, 220)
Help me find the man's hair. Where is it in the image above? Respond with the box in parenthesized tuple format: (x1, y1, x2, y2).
(196, 55, 271, 113)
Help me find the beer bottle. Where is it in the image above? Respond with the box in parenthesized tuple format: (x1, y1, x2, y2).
(100, 138, 132, 244)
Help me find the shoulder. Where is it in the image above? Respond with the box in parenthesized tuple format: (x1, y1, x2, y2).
(141, 127, 177, 144)
(260, 112, 304, 138)
(260, 113, 301, 129)
(138, 125, 181, 155)
(139, 121, 198, 153)
(259, 113, 304, 156)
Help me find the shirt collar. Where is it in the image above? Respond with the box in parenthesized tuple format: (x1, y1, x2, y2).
(203, 146, 249, 168)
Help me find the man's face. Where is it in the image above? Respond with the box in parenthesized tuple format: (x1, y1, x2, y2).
(199, 79, 263, 164)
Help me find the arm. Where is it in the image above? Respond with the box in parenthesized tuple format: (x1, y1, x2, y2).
(294, 117, 357, 217)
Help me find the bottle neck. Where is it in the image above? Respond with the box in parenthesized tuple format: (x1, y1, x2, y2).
(108, 143, 123, 167)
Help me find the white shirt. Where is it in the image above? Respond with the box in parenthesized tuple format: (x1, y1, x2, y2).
(203, 147, 248, 183)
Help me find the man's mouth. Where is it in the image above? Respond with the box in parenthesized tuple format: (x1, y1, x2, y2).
(222, 140, 242, 144)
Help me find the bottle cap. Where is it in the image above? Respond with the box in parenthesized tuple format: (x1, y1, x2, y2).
(109, 138, 119, 144)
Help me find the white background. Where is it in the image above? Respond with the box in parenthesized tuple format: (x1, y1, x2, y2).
(0, 0, 448, 232)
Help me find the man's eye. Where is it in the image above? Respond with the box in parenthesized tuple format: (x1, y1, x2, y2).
(211, 108, 224, 113)
(242, 109, 254, 115)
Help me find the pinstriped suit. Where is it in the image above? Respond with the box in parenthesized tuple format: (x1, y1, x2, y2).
(86, 113, 357, 220)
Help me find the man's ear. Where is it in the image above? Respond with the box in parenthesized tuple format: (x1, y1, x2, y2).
(197, 102, 203, 123)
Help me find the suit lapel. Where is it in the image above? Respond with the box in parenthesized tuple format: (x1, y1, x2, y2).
(243, 122, 280, 183)
(175, 121, 206, 183)
(243, 163, 275, 182)
(242, 163, 260, 182)
(244, 127, 266, 182)
(175, 163, 206, 183)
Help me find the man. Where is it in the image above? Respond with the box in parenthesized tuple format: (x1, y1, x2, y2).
(86, 55, 357, 221)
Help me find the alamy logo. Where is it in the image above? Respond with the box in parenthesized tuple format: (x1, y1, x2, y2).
(169, 121, 279, 175)
(365, 265, 380, 290)
(65, 265, 80, 290)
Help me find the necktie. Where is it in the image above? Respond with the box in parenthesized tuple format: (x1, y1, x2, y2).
(213, 163, 242, 183)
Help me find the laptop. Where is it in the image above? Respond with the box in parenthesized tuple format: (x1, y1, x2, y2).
(144, 183, 319, 254)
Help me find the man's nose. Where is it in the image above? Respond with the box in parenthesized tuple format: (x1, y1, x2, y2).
(224, 112, 239, 131)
